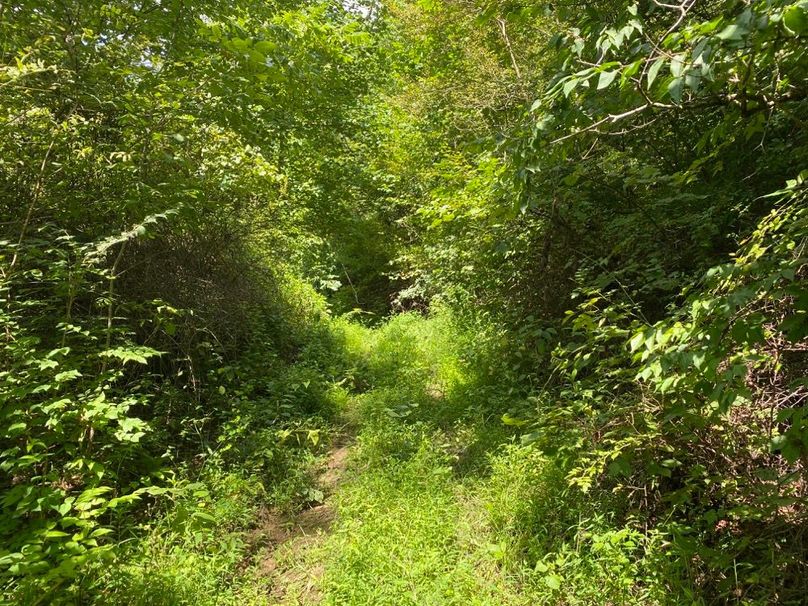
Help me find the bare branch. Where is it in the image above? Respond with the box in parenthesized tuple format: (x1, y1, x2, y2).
(496, 17, 522, 79)
(550, 104, 650, 144)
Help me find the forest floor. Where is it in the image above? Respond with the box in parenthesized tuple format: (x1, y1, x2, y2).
(251, 411, 530, 606)
(244, 316, 539, 605)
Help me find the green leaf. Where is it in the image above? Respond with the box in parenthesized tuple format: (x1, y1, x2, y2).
(55, 370, 82, 382)
(717, 23, 748, 41)
(501, 413, 529, 427)
(668, 77, 684, 103)
(192, 511, 216, 525)
(45, 530, 70, 538)
(608, 456, 631, 477)
(99, 346, 162, 365)
(76, 487, 113, 503)
(782, 442, 800, 463)
(783, 5, 808, 35)
(670, 55, 685, 78)
(629, 331, 645, 352)
(647, 58, 665, 88)
(597, 70, 618, 90)
(685, 70, 701, 91)
(544, 574, 562, 590)
(7, 422, 27, 435)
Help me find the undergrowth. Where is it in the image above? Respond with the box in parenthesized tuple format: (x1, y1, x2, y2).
(13, 299, 803, 604)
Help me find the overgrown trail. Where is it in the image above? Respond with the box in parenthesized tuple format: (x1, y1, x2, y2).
(248, 315, 534, 605)
(5, 1, 807, 603)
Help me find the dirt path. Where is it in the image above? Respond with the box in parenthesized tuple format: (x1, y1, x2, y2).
(249, 439, 352, 604)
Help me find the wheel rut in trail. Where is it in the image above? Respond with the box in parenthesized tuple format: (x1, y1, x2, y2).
(250, 438, 352, 604)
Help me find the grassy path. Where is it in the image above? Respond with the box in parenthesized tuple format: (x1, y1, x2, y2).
(95, 313, 646, 605)
(255, 440, 350, 604)
(86, 313, 684, 605)
(259, 416, 528, 606)
(255, 314, 534, 605)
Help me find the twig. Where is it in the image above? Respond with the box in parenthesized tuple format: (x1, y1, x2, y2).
(496, 17, 521, 79)
(654, 0, 697, 44)
(100, 240, 127, 373)
(341, 262, 360, 306)
(8, 138, 55, 273)
(551, 104, 650, 144)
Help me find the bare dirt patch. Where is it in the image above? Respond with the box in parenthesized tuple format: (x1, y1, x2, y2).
(320, 445, 349, 492)
(249, 438, 353, 604)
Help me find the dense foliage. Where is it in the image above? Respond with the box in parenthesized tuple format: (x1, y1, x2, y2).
(1, 0, 806, 604)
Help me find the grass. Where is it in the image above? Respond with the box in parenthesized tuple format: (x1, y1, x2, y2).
(305, 313, 529, 605)
(321, 438, 522, 606)
(303, 311, 670, 606)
